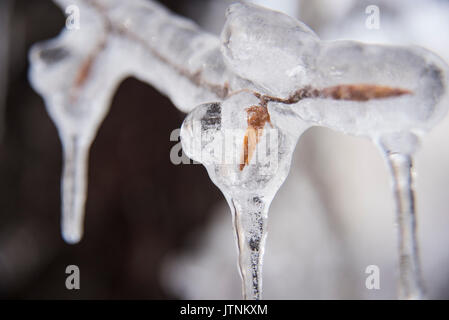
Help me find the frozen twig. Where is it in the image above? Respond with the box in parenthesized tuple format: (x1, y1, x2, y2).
(29, 0, 449, 300)
(28, 0, 243, 243)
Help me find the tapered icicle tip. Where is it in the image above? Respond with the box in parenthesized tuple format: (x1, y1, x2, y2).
(228, 195, 269, 300)
(62, 218, 84, 244)
(377, 132, 424, 299)
(61, 135, 90, 244)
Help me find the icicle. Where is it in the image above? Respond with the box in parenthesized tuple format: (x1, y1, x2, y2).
(181, 92, 309, 299)
(28, 0, 239, 242)
(377, 132, 424, 299)
(28, 22, 129, 243)
(216, 2, 449, 299)
(60, 134, 90, 243)
(228, 195, 268, 300)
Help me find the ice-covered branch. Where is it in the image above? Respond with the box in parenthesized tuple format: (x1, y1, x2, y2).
(28, 0, 246, 243)
(182, 2, 449, 300)
(29, 0, 449, 299)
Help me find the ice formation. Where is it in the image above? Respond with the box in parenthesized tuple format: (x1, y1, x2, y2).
(182, 2, 449, 299)
(28, 0, 238, 243)
(181, 91, 309, 299)
(28, 0, 129, 243)
(29, 0, 449, 299)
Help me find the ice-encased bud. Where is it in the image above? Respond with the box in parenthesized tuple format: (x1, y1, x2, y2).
(220, 2, 449, 138)
(181, 91, 309, 300)
(221, 2, 319, 96)
(292, 41, 449, 137)
(181, 91, 307, 201)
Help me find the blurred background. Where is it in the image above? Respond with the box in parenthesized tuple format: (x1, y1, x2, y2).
(1, 0, 449, 299)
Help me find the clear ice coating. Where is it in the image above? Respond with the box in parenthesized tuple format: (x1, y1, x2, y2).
(290, 44, 449, 298)
(221, 3, 449, 138)
(221, 2, 320, 97)
(28, 0, 238, 243)
(378, 133, 424, 299)
(29, 0, 449, 299)
(181, 91, 309, 299)
(181, 1, 449, 299)
(28, 1, 130, 243)
(295, 41, 449, 138)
